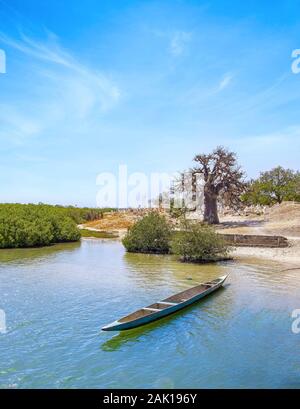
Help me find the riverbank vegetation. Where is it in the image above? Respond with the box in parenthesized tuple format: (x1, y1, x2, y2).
(122, 212, 171, 254)
(80, 229, 118, 239)
(172, 222, 229, 263)
(122, 212, 229, 263)
(49, 205, 112, 223)
(0, 204, 110, 248)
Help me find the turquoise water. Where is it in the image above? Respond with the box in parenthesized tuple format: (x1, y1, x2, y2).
(0, 239, 299, 388)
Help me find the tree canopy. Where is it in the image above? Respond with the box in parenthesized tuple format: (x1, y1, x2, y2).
(242, 166, 300, 205)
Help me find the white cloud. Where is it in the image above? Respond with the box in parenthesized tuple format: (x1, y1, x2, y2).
(0, 31, 121, 113)
(0, 32, 74, 67)
(169, 31, 192, 56)
(0, 31, 121, 145)
(152, 29, 192, 57)
(0, 104, 42, 144)
(218, 72, 233, 91)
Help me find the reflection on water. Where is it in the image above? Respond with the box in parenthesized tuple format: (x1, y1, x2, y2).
(0, 241, 81, 263)
(0, 239, 299, 388)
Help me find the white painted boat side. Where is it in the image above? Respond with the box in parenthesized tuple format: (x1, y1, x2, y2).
(102, 275, 228, 331)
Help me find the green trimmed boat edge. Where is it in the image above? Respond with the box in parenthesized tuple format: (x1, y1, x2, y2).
(102, 274, 228, 331)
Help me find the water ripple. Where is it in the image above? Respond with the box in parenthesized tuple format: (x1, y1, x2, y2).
(1, 240, 300, 388)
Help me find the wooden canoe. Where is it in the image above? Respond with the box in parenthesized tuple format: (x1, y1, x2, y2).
(102, 274, 228, 331)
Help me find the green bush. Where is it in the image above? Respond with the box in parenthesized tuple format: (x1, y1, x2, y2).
(0, 204, 81, 248)
(122, 212, 172, 254)
(171, 222, 228, 263)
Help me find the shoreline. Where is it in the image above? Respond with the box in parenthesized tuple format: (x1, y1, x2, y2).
(81, 235, 300, 268)
(81, 203, 300, 269)
(230, 238, 300, 268)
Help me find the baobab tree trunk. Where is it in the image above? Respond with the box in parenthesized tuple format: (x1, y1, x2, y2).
(203, 188, 219, 224)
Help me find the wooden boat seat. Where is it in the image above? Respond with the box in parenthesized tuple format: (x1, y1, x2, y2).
(143, 307, 161, 312)
(159, 301, 178, 306)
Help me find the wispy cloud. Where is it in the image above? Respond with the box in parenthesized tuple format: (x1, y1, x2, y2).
(0, 32, 74, 67)
(0, 104, 42, 145)
(0, 30, 121, 145)
(152, 29, 192, 57)
(227, 125, 300, 175)
(0, 31, 121, 112)
(169, 31, 192, 56)
(218, 72, 234, 91)
(236, 125, 300, 149)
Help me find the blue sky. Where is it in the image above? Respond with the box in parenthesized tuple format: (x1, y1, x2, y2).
(0, 0, 300, 206)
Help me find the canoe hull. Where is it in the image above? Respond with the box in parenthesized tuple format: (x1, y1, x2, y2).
(102, 275, 227, 331)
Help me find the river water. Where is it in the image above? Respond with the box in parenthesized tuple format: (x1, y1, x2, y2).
(0, 239, 299, 388)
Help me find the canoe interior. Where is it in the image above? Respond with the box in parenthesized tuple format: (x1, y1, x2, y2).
(118, 279, 220, 324)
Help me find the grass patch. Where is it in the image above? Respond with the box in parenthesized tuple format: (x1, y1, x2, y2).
(80, 229, 118, 239)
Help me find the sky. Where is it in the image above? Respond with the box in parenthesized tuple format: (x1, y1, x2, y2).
(0, 0, 300, 206)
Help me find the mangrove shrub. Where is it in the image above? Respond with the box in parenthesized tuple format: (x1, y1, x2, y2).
(171, 222, 228, 262)
(0, 204, 81, 248)
(122, 212, 172, 253)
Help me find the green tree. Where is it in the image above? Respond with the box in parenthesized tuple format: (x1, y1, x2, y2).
(122, 212, 172, 253)
(242, 166, 300, 205)
(171, 221, 228, 263)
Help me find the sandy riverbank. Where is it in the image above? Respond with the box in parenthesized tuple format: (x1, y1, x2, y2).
(217, 202, 300, 267)
(82, 202, 300, 268)
(229, 238, 300, 268)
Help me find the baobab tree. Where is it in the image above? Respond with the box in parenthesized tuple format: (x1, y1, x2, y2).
(193, 147, 245, 224)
